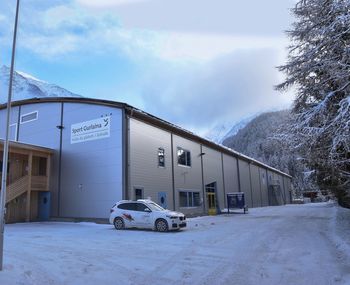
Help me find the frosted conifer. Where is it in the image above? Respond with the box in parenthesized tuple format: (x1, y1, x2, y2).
(277, 0, 350, 206)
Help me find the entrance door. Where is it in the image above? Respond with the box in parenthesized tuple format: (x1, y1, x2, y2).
(38, 192, 51, 221)
(206, 193, 216, 215)
(206, 182, 217, 215)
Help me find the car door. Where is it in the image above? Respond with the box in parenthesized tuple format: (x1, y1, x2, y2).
(118, 202, 138, 228)
(135, 203, 152, 228)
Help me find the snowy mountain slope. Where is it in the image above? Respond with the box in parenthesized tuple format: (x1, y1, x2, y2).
(0, 65, 81, 104)
(204, 122, 235, 144)
(222, 110, 320, 192)
(205, 115, 256, 144)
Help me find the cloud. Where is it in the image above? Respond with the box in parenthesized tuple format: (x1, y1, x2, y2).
(152, 32, 286, 62)
(20, 33, 81, 58)
(76, 0, 149, 8)
(134, 48, 293, 133)
(2, 1, 290, 63)
(76, 0, 295, 37)
(4, 2, 158, 60)
(0, 0, 294, 134)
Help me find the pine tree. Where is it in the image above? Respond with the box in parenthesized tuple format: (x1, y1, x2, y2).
(277, 0, 350, 207)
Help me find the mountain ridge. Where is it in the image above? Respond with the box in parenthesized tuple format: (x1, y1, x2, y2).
(0, 65, 81, 104)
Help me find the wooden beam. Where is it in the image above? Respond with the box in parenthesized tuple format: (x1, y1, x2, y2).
(46, 154, 51, 191)
(25, 151, 33, 222)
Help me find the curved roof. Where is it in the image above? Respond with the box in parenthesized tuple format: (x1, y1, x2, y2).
(0, 97, 292, 178)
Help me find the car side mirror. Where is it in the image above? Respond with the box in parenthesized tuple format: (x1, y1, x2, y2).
(144, 208, 151, 212)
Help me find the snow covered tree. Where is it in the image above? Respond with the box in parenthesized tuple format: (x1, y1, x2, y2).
(277, 0, 350, 207)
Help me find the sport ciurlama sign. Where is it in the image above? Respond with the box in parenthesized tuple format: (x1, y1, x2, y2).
(71, 117, 110, 144)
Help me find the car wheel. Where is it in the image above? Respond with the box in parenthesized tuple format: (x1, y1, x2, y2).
(155, 219, 168, 232)
(113, 217, 125, 230)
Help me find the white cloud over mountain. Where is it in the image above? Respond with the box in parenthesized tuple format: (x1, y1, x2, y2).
(0, 0, 295, 134)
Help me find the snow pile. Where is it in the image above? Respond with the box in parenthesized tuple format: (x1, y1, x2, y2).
(330, 205, 350, 264)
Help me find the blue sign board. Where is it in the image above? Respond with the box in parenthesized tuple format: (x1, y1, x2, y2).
(227, 192, 247, 214)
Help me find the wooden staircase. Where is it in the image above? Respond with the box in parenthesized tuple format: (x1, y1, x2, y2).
(6, 175, 29, 203)
(4, 175, 49, 204)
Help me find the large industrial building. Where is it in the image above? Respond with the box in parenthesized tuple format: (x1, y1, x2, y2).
(0, 97, 292, 222)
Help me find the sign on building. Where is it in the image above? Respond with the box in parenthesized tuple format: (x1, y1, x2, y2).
(227, 192, 248, 214)
(71, 117, 111, 144)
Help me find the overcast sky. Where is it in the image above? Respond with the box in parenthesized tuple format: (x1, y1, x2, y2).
(0, 0, 296, 135)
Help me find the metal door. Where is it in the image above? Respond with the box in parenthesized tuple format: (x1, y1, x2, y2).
(38, 192, 51, 221)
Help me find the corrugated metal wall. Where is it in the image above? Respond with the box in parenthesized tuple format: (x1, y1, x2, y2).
(222, 154, 240, 206)
(59, 103, 123, 218)
(250, 164, 262, 207)
(259, 167, 269, 206)
(0, 102, 124, 219)
(16, 103, 62, 215)
(172, 134, 203, 215)
(128, 118, 173, 208)
(0, 101, 293, 219)
(238, 159, 253, 208)
(202, 146, 225, 212)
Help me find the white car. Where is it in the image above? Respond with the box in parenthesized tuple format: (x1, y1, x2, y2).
(109, 199, 186, 232)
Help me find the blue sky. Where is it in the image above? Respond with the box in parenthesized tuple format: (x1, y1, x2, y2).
(0, 0, 296, 135)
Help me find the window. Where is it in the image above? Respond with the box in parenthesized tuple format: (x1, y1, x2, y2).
(20, 111, 38, 124)
(117, 203, 137, 211)
(32, 156, 47, 176)
(179, 191, 200, 207)
(136, 203, 151, 212)
(177, 147, 191, 167)
(135, 188, 143, 200)
(158, 148, 165, 167)
(205, 182, 216, 193)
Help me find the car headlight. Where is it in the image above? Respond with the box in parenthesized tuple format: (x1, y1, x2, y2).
(166, 215, 178, 219)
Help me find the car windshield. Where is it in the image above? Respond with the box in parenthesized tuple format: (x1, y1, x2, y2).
(147, 202, 165, 211)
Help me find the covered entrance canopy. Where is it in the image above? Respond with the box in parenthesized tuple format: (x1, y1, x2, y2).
(0, 140, 53, 223)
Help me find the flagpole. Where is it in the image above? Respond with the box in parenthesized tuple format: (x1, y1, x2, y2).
(0, 0, 20, 271)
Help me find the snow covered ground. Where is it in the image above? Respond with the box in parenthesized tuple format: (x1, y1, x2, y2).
(0, 202, 349, 285)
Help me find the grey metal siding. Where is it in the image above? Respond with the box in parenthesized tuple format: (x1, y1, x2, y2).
(0, 106, 20, 141)
(59, 103, 123, 218)
(238, 159, 253, 208)
(275, 173, 286, 204)
(274, 173, 285, 205)
(250, 164, 262, 207)
(202, 146, 225, 211)
(2, 103, 62, 216)
(222, 154, 239, 208)
(259, 167, 269, 206)
(267, 170, 284, 206)
(128, 118, 173, 208)
(173, 134, 203, 215)
(1, 98, 294, 220)
(283, 176, 292, 203)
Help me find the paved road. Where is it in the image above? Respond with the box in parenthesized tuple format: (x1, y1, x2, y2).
(0, 203, 349, 285)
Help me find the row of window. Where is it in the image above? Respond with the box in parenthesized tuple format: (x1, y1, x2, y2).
(179, 191, 200, 207)
(133, 188, 201, 208)
(157, 147, 192, 167)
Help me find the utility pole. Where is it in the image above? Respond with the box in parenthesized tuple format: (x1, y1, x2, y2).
(0, 0, 20, 271)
